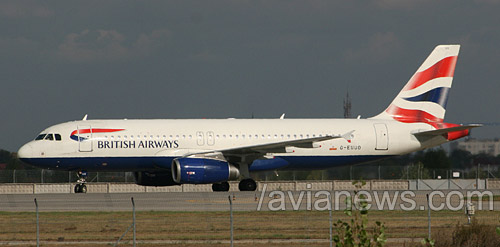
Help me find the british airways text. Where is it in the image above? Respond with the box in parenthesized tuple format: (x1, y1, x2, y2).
(97, 140, 179, 149)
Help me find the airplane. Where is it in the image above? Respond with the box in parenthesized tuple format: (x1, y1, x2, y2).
(17, 44, 479, 193)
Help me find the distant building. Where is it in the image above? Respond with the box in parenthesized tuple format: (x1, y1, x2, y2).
(450, 138, 500, 156)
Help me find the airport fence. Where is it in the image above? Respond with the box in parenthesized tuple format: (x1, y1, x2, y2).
(257, 163, 500, 181)
(1, 163, 499, 184)
(0, 170, 136, 184)
(0, 191, 499, 246)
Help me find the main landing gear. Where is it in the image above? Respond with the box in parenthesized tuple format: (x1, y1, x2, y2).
(74, 171, 88, 193)
(211, 178, 257, 192)
(239, 178, 257, 191)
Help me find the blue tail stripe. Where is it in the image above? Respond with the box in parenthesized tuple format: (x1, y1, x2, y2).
(403, 87, 450, 108)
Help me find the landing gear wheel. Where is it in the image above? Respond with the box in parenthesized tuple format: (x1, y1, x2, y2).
(80, 184, 87, 193)
(74, 170, 88, 193)
(74, 184, 87, 193)
(239, 178, 257, 191)
(212, 182, 230, 192)
(74, 184, 81, 193)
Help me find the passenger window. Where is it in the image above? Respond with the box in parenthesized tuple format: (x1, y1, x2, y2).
(55, 134, 62, 141)
(35, 134, 46, 140)
(44, 134, 54, 141)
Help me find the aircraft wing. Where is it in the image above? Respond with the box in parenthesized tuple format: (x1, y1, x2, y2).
(183, 135, 342, 159)
(220, 135, 341, 155)
(412, 124, 482, 137)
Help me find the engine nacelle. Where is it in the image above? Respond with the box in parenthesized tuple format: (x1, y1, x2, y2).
(134, 171, 179, 186)
(172, 158, 240, 184)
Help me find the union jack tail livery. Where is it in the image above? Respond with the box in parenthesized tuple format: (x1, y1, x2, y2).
(374, 45, 459, 124)
(372, 45, 473, 140)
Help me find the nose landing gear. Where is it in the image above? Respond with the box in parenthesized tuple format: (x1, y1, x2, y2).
(74, 171, 88, 193)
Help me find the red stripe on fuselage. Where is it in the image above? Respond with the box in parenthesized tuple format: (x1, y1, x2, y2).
(403, 56, 457, 91)
(70, 128, 125, 136)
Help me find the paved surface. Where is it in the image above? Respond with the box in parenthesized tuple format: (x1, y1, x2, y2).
(1, 190, 498, 212)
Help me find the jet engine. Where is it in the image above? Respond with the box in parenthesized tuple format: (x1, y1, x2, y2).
(172, 158, 240, 184)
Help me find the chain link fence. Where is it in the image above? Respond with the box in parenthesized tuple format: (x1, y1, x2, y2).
(1, 164, 499, 183)
(256, 163, 500, 182)
(0, 192, 499, 246)
(0, 170, 135, 183)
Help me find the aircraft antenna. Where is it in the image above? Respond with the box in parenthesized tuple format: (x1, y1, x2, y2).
(343, 91, 351, 118)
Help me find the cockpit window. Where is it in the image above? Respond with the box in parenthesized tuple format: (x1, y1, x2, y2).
(35, 133, 62, 141)
(35, 134, 46, 140)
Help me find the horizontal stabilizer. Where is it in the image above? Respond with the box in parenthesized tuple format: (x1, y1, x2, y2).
(412, 124, 481, 141)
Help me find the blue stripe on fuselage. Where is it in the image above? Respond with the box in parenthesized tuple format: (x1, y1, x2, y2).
(21, 155, 393, 172)
(19, 156, 175, 171)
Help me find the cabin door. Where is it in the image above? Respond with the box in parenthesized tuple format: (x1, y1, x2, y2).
(374, 123, 388, 150)
(77, 126, 93, 152)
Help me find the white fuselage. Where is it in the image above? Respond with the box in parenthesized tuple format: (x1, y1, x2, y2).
(18, 118, 441, 172)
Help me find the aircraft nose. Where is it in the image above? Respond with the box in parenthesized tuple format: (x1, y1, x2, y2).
(17, 143, 33, 159)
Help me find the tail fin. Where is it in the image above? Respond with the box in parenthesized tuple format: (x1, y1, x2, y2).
(372, 45, 460, 127)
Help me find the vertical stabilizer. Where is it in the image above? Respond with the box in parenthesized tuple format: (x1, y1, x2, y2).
(372, 45, 460, 127)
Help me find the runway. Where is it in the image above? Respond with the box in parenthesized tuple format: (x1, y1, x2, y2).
(1, 190, 498, 212)
(0, 192, 260, 212)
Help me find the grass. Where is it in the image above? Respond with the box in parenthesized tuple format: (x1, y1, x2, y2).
(0, 210, 498, 246)
(466, 194, 500, 201)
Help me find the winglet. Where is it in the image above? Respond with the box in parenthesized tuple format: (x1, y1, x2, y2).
(342, 130, 355, 143)
(280, 113, 285, 120)
(82, 114, 88, 121)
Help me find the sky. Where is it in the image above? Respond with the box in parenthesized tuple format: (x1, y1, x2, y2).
(1, 0, 500, 152)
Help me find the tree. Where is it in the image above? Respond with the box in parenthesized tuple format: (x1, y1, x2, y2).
(417, 149, 451, 170)
(0, 149, 32, 170)
(449, 149, 472, 169)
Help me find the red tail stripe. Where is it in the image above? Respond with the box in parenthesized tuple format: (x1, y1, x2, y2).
(386, 105, 443, 127)
(70, 128, 125, 136)
(436, 123, 470, 141)
(403, 56, 457, 91)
